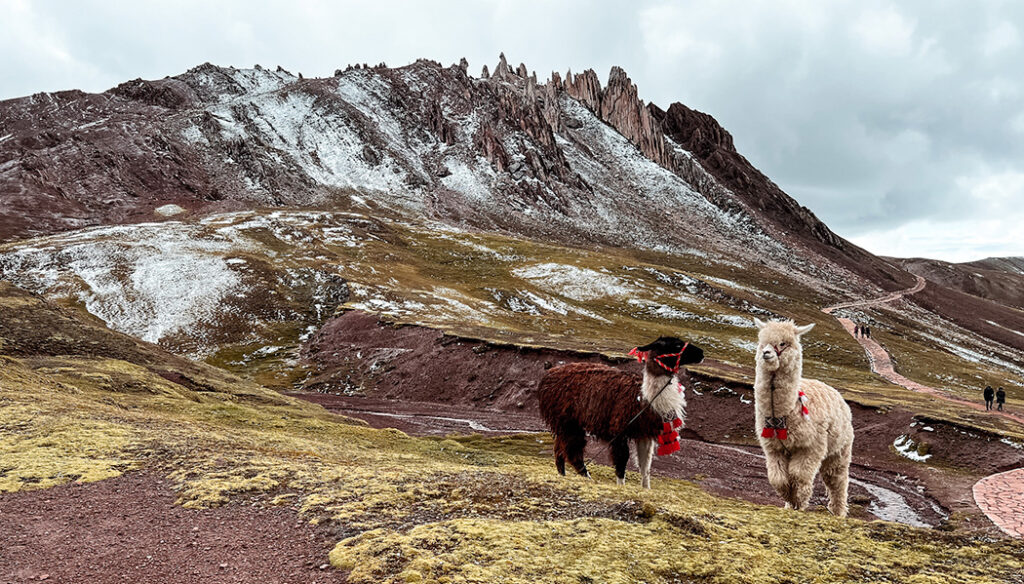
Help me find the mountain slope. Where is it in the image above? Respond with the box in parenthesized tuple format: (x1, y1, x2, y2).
(2, 57, 1023, 410)
(896, 256, 1024, 311)
(1, 57, 912, 297)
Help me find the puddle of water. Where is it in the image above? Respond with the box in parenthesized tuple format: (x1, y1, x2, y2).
(708, 444, 938, 527)
(849, 477, 935, 528)
(356, 410, 537, 434)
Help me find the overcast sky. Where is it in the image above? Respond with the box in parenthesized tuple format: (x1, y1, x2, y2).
(3, 0, 1023, 262)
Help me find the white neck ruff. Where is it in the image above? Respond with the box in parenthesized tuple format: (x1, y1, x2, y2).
(642, 371, 687, 420)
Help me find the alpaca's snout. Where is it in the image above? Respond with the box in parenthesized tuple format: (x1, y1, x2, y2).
(761, 349, 776, 361)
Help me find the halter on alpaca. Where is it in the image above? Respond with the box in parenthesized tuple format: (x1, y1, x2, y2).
(629, 342, 690, 376)
(630, 343, 689, 454)
(760, 388, 810, 440)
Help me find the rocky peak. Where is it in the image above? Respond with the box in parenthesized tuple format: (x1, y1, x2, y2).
(564, 67, 670, 168)
(494, 53, 511, 79)
(563, 69, 601, 112)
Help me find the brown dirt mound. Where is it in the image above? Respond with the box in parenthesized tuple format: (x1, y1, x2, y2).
(301, 310, 634, 411)
(0, 473, 346, 584)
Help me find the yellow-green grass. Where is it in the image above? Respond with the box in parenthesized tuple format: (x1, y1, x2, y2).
(2, 351, 1023, 584)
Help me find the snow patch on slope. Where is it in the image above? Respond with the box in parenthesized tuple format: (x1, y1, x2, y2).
(0, 223, 243, 344)
(513, 263, 639, 301)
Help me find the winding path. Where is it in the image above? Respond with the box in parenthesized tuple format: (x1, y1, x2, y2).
(822, 275, 1024, 537)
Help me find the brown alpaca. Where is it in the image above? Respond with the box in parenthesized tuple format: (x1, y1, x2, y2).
(537, 337, 704, 488)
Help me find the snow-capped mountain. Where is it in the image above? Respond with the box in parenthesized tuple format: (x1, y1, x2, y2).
(3, 56, 1024, 394)
(0, 56, 911, 295)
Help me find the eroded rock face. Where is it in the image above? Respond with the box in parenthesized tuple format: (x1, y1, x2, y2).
(599, 67, 671, 168)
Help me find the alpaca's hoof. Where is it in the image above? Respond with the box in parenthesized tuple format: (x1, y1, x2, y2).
(616, 477, 625, 485)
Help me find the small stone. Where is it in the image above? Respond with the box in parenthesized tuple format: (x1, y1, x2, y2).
(319, 563, 329, 570)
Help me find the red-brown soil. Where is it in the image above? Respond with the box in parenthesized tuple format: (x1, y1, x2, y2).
(0, 473, 347, 584)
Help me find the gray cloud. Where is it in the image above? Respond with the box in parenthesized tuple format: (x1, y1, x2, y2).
(2, 0, 1022, 261)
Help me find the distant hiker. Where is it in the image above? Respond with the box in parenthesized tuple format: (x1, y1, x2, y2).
(854, 324, 860, 338)
(997, 387, 1006, 411)
(984, 385, 995, 410)
(864, 326, 871, 339)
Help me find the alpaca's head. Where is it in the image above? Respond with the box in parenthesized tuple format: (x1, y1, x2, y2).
(753, 319, 814, 373)
(634, 336, 704, 375)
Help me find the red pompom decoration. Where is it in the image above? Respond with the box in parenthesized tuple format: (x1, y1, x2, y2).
(657, 441, 680, 456)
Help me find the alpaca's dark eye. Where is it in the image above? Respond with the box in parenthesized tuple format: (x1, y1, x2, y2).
(780, 342, 788, 347)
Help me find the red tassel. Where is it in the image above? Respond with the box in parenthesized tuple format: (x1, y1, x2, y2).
(672, 417, 682, 428)
(761, 427, 775, 438)
(658, 431, 678, 445)
(663, 422, 673, 433)
(657, 441, 680, 456)
(777, 428, 788, 440)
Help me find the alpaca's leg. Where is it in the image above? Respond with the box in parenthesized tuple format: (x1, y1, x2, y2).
(635, 438, 654, 489)
(564, 430, 590, 478)
(552, 434, 567, 476)
(765, 452, 792, 504)
(611, 438, 630, 485)
(786, 453, 821, 511)
(821, 444, 852, 518)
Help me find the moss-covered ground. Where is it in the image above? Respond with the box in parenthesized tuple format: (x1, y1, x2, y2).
(4, 352, 1024, 584)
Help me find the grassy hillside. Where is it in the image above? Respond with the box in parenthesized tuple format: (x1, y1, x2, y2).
(2, 284, 1022, 583)
(2, 209, 1022, 437)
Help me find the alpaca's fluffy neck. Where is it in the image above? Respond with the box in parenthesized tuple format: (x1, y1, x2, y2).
(754, 360, 802, 418)
(642, 369, 686, 419)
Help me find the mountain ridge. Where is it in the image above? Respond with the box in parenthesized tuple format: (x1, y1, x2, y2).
(0, 57, 910, 295)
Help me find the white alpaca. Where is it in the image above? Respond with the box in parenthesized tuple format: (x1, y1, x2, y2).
(753, 319, 854, 517)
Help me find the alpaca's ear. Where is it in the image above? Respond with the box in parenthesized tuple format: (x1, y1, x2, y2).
(753, 318, 767, 330)
(795, 323, 815, 337)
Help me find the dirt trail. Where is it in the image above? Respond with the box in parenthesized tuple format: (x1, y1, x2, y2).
(822, 275, 1024, 537)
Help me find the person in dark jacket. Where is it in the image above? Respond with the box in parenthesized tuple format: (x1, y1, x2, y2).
(996, 387, 1006, 411)
(854, 324, 861, 338)
(984, 385, 995, 410)
(864, 325, 871, 339)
